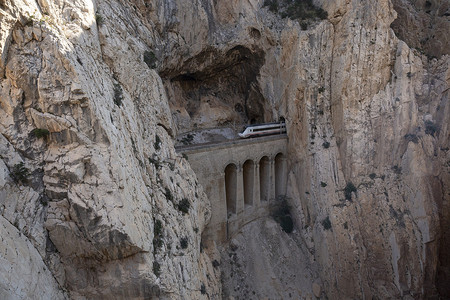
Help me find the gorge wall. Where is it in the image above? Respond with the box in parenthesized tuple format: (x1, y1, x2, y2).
(0, 0, 448, 299)
(0, 0, 218, 298)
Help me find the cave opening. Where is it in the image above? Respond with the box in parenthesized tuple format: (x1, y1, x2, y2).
(161, 46, 270, 139)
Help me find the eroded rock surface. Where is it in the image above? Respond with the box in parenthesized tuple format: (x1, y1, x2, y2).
(1, 0, 218, 298)
(391, 0, 450, 58)
(220, 218, 319, 299)
(0, 215, 67, 299)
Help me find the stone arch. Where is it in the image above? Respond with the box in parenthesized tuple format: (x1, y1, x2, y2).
(259, 156, 270, 202)
(222, 160, 239, 172)
(275, 152, 287, 199)
(243, 159, 254, 207)
(225, 163, 237, 216)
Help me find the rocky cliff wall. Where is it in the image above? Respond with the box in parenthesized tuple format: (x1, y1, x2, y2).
(282, 1, 449, 298)
(0, 0, 448, 299)
(1, 0, 219, 298)
(283, 7, 448, 300)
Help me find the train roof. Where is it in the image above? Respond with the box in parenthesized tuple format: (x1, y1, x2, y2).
(243, 121, 285, 128)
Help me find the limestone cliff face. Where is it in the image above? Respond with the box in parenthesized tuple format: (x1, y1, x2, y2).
(391, 0, 450, 58)
(1, 0, 218, 298)
(0, 0, 448, 299)
(280, 1, 449, 298)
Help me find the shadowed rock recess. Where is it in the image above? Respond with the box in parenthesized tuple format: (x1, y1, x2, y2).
(0, 0, 448, 299)
(162, 46, 268, 133)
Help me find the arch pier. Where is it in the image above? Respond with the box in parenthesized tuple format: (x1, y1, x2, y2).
(177, 135, 288, 243)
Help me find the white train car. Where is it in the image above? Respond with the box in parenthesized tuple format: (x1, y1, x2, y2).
(238, 122, 286, 138)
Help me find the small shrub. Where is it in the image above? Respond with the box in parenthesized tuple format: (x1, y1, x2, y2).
(212, 260, 220, 268)
(113, 83, 123, 107)
(407, 71, 412, 78)
(404, 133, 419, 143)
(181, 134, 194, 145)
(95, 14, 104, 26)
(200, 283, 207, 295)
(322, 141, 330, 148)
(25, 14, 35, 26)
(164, 188, 173, 201)
(154, 219, 162, 236)
(168, 162, 175, 171)
(39, 196, 48, 206)
(318, 86, 325, 93)
(153, 237, 163, 252)
(316, 7, 328, 19)
(272, 199, 294, 233)
(177, 198, 190, 214)
(148, 156, 161, 169)
(180, 237, 188, 249)
(154, 134, 161, 150)
(344, 182, 357, 201)
(263, 0, 279, 13)
(343, 222, 348, 229)
(144, 50, 157, 69)
(264, 0, 327, 31)
(153, 261, 161, 277)
(320, 181, 327, 187)
(300, 21, 308, 30)
(11, 162, 29, 183)
(31, 128, 50, 139)
(153, 219, 163, 253)
(284, 0, 327, 20)
(369, 173, 376, 180)
(321, 216, 332, 230)
(424, 120, 438, 137)
(182, 153, 188, 160)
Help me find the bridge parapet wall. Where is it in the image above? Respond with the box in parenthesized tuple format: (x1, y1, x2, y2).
(177, 135, 288, 243)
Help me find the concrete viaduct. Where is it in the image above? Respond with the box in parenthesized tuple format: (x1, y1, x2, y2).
(177, 134, 288, 243)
